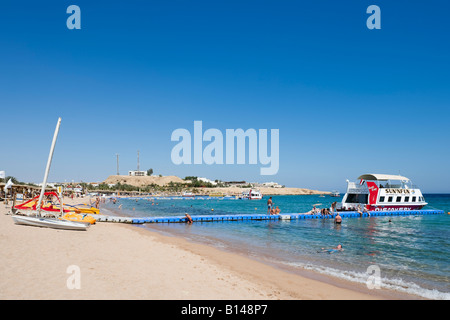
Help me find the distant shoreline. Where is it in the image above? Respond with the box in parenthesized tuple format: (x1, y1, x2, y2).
(189, 187, 331, 196)
(101, 175, 331, 196)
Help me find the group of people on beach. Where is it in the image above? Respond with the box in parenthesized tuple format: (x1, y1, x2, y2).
(267, 197, 281, 215)
(93, 196, 109, 208)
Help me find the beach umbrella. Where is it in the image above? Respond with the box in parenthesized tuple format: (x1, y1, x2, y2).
(4, 178, 13, 191)
(4, 178, 13, 202)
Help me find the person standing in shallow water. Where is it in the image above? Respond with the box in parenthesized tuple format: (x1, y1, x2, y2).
(334, 213, 342, 224)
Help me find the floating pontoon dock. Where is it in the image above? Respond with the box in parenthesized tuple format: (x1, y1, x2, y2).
(92, 209, 445, 224)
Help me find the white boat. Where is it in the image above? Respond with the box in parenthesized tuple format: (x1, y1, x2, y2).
(339, 173, 427, 211)
(330, 190, 340, 197)
(12, 215, 89, 231)
(241, 189, 263, 200)
(182, 192, 195, 198)
(11, 118, 89, 231)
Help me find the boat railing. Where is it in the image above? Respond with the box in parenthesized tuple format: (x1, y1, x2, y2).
(380, 183, 418, 189)
(380, 183, 402, 188)
(348, 180, 419, 192)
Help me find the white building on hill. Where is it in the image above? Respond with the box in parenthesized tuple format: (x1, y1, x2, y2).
(128, 170, 148, 177)
(197, 177, 217, 185)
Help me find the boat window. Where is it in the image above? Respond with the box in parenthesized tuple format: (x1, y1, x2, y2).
(396, 196, 402, 202)
(412, 196, 416, 202)
(345, 193, 368, 204)
(379, 196, 385, 202)
(404, 196, 409, 202)
(388, 196, 393, 202)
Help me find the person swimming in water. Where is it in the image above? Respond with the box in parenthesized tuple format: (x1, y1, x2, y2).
(318, 244, 343, 253)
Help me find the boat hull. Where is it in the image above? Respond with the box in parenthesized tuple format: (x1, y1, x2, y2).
(62, 213, 96, 224)
(366, 204, 425, 211)
(12, 215, 89, 231)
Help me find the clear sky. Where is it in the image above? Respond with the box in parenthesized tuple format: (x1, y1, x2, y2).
(1, 1, 449, 192)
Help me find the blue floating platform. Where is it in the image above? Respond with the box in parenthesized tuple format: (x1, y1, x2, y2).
(119, 209, 446, 224)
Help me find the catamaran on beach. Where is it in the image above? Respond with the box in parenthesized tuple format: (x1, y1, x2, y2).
(10, 118, 91, 231)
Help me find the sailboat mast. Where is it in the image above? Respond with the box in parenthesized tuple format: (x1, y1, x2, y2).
(36, 117, 62, 216)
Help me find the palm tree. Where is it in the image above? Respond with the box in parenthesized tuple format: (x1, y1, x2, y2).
(2, 176, 19, 184)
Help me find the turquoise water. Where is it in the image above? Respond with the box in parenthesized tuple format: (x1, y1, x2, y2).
(104, 194, 450, 300)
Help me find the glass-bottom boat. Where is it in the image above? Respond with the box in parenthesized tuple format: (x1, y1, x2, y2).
(338, 174, 427, 211)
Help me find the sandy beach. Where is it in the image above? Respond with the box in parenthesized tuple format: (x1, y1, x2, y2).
(0, 197, 418, 300)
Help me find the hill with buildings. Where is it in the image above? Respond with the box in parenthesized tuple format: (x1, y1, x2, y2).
(101, 175, 329, 195)
(103, 175, 185, 187)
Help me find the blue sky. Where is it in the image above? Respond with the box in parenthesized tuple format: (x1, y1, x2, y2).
(1, 1, 449, 192)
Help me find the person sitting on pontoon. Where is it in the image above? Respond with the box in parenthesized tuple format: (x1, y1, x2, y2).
(330, 202, 337, 213)
(310, 205, 320, 214)
(357, 205, 370, 216)
(184, 213, 193, 224)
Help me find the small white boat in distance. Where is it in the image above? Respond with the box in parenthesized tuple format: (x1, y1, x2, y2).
(331, 190, 340, 197)
(242, 189, 263, 200)
(12, 215, 89, 231)
(182, 192, 195, 197)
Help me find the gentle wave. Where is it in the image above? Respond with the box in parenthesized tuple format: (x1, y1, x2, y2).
(281, 260, 450, 300)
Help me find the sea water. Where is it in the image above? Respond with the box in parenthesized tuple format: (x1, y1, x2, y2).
(103, 194, 450, 300)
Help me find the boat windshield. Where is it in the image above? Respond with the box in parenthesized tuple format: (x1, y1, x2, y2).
(378, 179, 413, 189)
(345, 194, 368, 204)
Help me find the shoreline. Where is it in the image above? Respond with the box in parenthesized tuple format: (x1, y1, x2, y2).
(137, 223, 420, 300)
(101, 199, 424, 300)
(0, 197, 420, 300)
